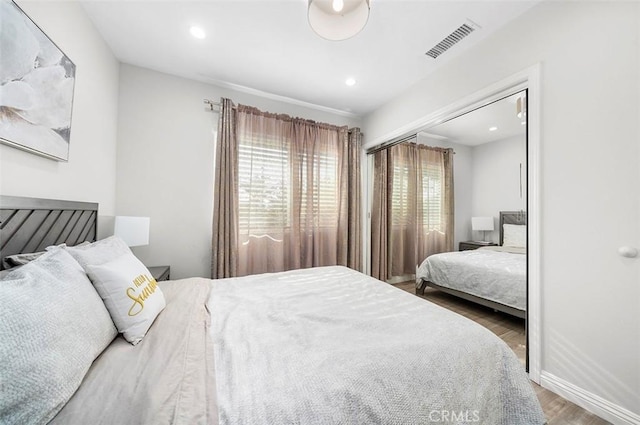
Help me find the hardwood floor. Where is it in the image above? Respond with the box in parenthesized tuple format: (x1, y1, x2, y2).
(393, 282, 611, 425)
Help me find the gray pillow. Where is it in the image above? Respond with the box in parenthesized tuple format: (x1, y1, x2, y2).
(1, 242, 89, 269)
(1, 251, 44, 269)
(0, 249, 117, 424)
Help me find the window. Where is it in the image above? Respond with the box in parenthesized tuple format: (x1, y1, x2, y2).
(238, 135, 339, 233)
(299, 152, 339, 228)
(422, 164, 443, 232)
(389, 149, 444, 231)
(214, 101, 362, 277)
(238, 136, 290, 233)
(391, 162, 414, 226)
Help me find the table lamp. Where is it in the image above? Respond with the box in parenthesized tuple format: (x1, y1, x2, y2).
(471, 217, 494, 243)
(114, 216, 150, 247)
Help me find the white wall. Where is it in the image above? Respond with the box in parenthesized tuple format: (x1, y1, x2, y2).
(471, 136, 526, 244)
(363, 1, 640, 420)
(116, 64, 361, 279)
(0, 1, 120, 232)
(416, 134, 472, 249)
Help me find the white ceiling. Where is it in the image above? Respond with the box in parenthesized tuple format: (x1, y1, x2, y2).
(420, 91, 526, 146)
(81, 0, 538, 117)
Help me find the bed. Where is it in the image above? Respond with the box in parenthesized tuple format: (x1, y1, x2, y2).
(0, 196, 544, 424)
(416, 211, 527, 318)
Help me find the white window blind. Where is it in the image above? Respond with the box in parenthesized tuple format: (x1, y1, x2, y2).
(300, 153, 339, 227)
(238, 138, 290, 232)
(238, 136, 339, 232)
(422, 164, 443, 232)
(390, 159, 443, 230)
(391, 162, 413, 226)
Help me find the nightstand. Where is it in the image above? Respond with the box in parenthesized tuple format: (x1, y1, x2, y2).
(148, 265, 170, 281)
(459, 241, 497, 251)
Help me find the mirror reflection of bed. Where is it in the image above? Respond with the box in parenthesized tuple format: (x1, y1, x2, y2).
(369, 91, 528, 367)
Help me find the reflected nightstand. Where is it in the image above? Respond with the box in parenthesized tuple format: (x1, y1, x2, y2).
(459, 241, 497, 251)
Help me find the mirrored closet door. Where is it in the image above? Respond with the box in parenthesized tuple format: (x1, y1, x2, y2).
(368, 90, 529, 368)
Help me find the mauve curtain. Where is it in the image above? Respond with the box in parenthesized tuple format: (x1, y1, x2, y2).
(234, 105, 361, 276)
(370, 149, 389, 281)
(389, 142, 418, 277)
(370, 142, 454, 281)
(211, 98, 238, 278)
(415, 145, 454, 262)
(337, 128, 362, 271)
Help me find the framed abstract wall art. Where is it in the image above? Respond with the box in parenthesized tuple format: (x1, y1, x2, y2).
(0, 0, 76, 161)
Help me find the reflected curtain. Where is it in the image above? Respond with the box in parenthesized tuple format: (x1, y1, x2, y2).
(211, 98, 238, 279)
(234, 104, 361, 276)
(370, 150, 390, 280)
(419, 145, 454, 260)
(370, 142, 454, 281)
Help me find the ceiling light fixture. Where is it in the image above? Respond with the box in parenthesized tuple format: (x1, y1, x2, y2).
(190, 26, 206, 39)
(489, 126, 498, 132)
(345, 78, 356, 86)
(308, 0, 370, 41)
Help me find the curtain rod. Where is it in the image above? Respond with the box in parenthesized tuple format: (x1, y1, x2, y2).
(366, 134, 417, 155)
(366, 134, 456, 156)
(204, 99, 218, 111)
(204, 99, 238, 111)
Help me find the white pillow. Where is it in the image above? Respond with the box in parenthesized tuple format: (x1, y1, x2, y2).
(0, 249, 117, 424)
(66, 236, 165, 345)
(85, 252, 166, 345)
(65, 236, 131, 269)
(503, 224, 526, 248)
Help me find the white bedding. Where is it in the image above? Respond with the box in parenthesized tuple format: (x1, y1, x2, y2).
(416, 246, 526, 310)
(43, 265, 541, 424)
(209, 266, 543, 424)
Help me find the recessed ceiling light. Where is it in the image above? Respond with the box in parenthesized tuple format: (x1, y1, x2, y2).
(345, 78, 356, 86)
(489, 126, 498, 131)
(190, 26, 206, 39)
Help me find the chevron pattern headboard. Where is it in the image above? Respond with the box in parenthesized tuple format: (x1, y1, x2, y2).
(0, 196, 98, 269)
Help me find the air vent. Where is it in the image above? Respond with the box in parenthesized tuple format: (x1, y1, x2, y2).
(425, 22, 477, 59)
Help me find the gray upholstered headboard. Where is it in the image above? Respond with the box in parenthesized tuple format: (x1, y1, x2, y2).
(499, 210, 527, 246)
(0, 196, 98, 270)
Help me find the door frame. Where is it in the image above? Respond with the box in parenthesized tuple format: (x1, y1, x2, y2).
(363, 64, 541, 383)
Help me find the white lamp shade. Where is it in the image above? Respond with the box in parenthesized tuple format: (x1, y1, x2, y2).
(471, 217, 494, 232)
(308, 0, 370, 41)
(114, 216, 150, 247)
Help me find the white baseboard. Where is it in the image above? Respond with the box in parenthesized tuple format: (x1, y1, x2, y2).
(540, 371, 640, 425)
(386, 274, 415, 284)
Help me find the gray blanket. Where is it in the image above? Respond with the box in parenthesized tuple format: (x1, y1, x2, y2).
(417, 247, 526, 310)
(210, 266, 545, 424)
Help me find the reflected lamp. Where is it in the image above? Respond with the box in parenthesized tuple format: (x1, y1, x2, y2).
(471, 217, 494, 242)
